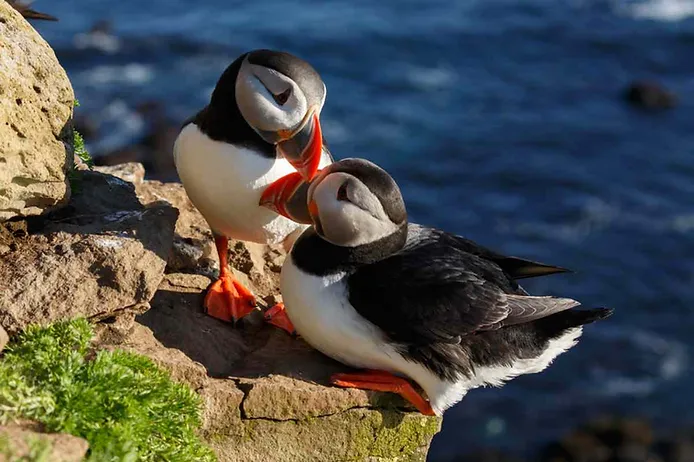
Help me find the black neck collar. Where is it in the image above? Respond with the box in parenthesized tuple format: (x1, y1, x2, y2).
(291, 225, 408, 276)
(189, 106, 274, 157)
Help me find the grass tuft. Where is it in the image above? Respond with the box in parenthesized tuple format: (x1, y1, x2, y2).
(69, 98, 94, 193)
(0, 319, 216, 462)
(73, 129, 93, 170)
(69, 126, 94, 193)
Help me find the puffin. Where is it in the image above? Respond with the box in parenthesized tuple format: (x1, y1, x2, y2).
(7, 1, 57, 21)
(174, 49, 332, 324)
(260, 158, 613, 416)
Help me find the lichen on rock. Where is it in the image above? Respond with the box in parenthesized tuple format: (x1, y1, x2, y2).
(221, 409, 441, 462)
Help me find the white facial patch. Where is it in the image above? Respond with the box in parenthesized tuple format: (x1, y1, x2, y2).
(235, 58, 308, 133)
(316, 82, 327, 117)
(311, 172, 399, 247)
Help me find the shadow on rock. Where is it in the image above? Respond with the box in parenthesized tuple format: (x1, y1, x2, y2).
(137, 272, 417, 415)
(0, 170, 178, 334)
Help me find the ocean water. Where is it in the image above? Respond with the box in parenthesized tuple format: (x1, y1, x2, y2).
(32, 0, 694, 459)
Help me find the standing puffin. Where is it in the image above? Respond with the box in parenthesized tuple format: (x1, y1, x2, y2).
(261, 158, 612, 416)
(174, 49, 332, 323)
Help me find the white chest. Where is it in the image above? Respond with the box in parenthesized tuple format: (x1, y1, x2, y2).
(281, 256, 414, 372)
(173, 123, 305, 244)
(280, 256, 461, 414)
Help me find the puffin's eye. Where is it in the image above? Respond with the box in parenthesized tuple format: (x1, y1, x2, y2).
(272, 88, 292, 106)
(336, 182, 349, 202)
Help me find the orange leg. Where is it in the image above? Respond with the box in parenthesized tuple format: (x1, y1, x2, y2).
(204, 235, 257, 323)
(264, 303, 297, 336)
(330, 370, 436, 416)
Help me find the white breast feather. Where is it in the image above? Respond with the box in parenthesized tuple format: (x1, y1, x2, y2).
(174, 123, 330, 244)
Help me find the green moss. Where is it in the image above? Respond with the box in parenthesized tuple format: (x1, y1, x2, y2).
(338, 411, 441, 461)
(235, 408, 439, 462)
(0, 319, 216, 462)
(23, 436, 52, 462)
(0, 433, 63, 462)
(0, 433, 13, 460)
(370, 413, 442, 461)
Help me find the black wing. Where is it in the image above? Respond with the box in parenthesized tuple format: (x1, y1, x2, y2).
(409, 226, 569, 280)
(347, 225, 578, 345)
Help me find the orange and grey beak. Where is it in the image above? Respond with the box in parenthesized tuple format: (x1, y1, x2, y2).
(259, 172, 313, 224)
(277, 112, 323, 182)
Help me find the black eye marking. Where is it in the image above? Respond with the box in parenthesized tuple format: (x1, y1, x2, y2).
(336, 182, 349, 202)
(272, 88, 292, 106)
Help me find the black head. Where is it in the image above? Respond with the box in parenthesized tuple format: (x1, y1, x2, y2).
(200, 49, 326, 175)
(208, 49, 325, 142)
(294, 158, 407, 248)
(246, 50, 325, 111)
(259, 158, 409, 272)
(319, 158, 408, 226)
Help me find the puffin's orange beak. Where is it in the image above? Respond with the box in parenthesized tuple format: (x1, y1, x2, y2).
(259, 172, 313, 224)
(277, 112, 323, 182)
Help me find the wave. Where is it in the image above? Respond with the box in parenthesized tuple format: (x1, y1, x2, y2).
(405, 65, 457, 91)
(589, 325, 688, 398)
(82, 63, 155, 86)
(495, 198, 694, 243)
(619, 0, 694, 21)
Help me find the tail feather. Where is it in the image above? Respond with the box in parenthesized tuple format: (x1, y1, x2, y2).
(431, 230, 571, 280)
(9, 1, 58, 21)
(495, 255, 571, 280)
(536, 307, 613, 338)
(20, 8, 58, 21)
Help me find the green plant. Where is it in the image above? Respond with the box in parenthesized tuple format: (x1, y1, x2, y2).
(73, 129, 93, 170)
(69, 125, 94, 193)
(0, 319, 216, 462)
(70, 98, 94, 192)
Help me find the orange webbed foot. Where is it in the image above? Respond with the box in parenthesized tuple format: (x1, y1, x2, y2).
(204, 274, 257, 323)
(264, 302, 297, 336)
(330, 370, 436, 416)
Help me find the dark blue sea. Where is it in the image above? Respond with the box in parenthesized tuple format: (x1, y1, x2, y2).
(34, 0, 694, 459)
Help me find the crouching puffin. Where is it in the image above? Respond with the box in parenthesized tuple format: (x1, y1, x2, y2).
(174, 49, 332, 323)
(260, 158, 613, 416)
